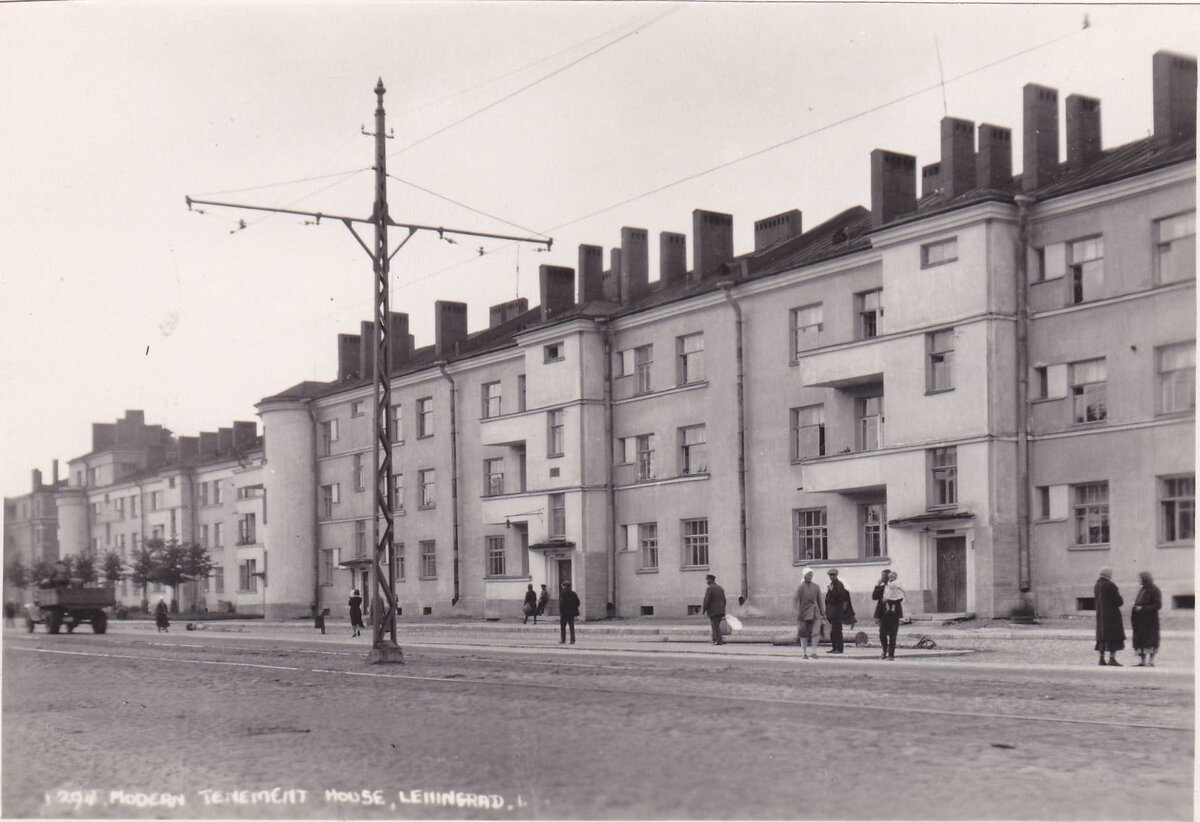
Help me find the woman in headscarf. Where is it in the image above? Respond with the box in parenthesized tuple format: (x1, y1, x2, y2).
(348, 588, 365, 638)
(879, 571, 904, 660)
(1131, 570, 1162, 667)
(1093, 567, 1125, 666)
(154, 597, 170, 633)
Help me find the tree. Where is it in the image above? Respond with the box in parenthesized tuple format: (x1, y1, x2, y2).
(65, 554, 98, 585)
(30, 559, 54, 586)
(148, 539, 214, 611)
(4, 556, 29, 590)
(129, 543, 159, 609)
(100, 550, 125, 587)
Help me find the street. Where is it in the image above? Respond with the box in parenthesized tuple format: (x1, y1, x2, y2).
(2, 623, 1193, 821)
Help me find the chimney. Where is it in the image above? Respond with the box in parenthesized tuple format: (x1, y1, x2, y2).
(870, 150, 917, 228)
(217, 427, 234, 455)
(1066, 94, 1102, 168)
(92, 423, 116, 450)
(603, 249, 621, 301)
(578, 245, 605, 303)
(387, 312, 414, 366)
(753, 210, 802, 251)
(539, 266, 575, 322)
(359, 320, 376, 380)
(488, 298, 529, 328)
(32, 468, 42, 490)
(691, 209, 733, 282)
(337, 333, 361, 381)
(660, 232, 687, 286)
(921, 163, 942, 198)
(178, 436, 199, 461)
(233, 421, 257, 448)
(52, 459, 59, 484)
(976, 124, 1013, 190)
(124, 410, 145, 426)
(1153, 50, 1197, 144)
(199, 432, 218, 457)
(1022, 83, 1059, 192)
(619, 227, 649, 302)
(434, 301, 468, 358)
(940, 117, 977, 199)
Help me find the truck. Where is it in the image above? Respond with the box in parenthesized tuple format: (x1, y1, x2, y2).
(24, 585, 115, 634)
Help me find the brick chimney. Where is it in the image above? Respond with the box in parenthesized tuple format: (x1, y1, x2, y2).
(921, 163, 942, 198)
(976, 124, 1013, 190)
(1153, 50, 1197, 145)
(1022, 84, 1059, 192)
(387, 312, 414, 366)
(602, 249, 621, 301)
(32, 468, 42, 490)
(178, 436, 199, 461)
(619, 227, 649, 302)
(233, 421, 257, 448)
(691, 209, 733, 283)
(578, 245, 605, 302)
(434, 301, 468, 358)
(337, 334, 361, 381)
(488, 298, 529, 328)
(753, 210, 802, 251)
(539, 266, 575, 322)
(52, 459, 59, 485)
(92, 423, 116, 450)
(217, 427, 234, 455)
(1066, 94, 1102, 168)
(359, 320, 376, 380)
(660, 232, 687, 286)
(199, 432, 218, 458)
(870, 150, 917, 228)
(940, 117, 976, 199)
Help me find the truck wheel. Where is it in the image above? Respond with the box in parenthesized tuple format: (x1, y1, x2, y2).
(92, 611, 108, 634)
(46, 610, 62, 634)
(25, 617, 35, 633)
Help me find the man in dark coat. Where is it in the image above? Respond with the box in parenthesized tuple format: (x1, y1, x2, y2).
(702, 574, 727, 645)
(1132, 570, 1163, 667)
(824, 569, 855, 654)
(871, 568, 890, 620)
(559, 581, 580, 645)
(1094, 567, 1125, 666)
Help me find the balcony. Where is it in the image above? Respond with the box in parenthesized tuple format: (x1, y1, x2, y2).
(800, 448, 892, 494)
(480, 414, 529, 447)
(799, 341, 884, 389)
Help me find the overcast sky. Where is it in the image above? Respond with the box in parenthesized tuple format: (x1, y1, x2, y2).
(1, 1, 1196, 499)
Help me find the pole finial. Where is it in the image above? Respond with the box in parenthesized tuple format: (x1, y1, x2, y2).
(375, 78, 386, 96)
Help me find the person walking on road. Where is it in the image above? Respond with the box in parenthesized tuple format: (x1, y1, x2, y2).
(348, 588, 365, 638)
(875, 571, 904, 660)
(523, 584, 538, 625)
(1131, 570, 1161, 667)
(154, 597, 170, 633)
(702, 574, 727, 645)
(794, 568, 825, 659)
(559, 581, 580, 645)
(824, 569, 855, 654)
(536, 584, 549, 619)
(3, 601, 15, 627)
(1094, 567, 1125, 666)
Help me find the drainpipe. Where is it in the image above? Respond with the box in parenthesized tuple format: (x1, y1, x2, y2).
(720, 284, 750, 605)
(1014, 195, 1034, 607)
(305, 402, 322, 617)
(599, 318, 617, 617)
(436, 362, 462, 606)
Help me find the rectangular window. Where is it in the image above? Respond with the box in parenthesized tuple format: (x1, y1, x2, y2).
(130, 495, 137, 517)
(200, 482, 209, 506)
(634, 345, 653, 394)
(419, 540, 437, 579)
(320, 549, 334, 586)
(1158, 342, 1195, 414)
(238, 514, 256, 545)
(1068, 235, 1103, 304)
(321, 419, 338, 456)
(547, 409, 565, 457)
(486, 535, 506, 577)
(682, 518, 709, 568)
(929, 446, 958, 509)
(417, 397, 433, 438)
(396, 542, 406, 581)
(115, 497, 125, 518)
(355, 520, 368, 557)
(213, 522, 223, 548)
(213, 481, 223, 505)
(321, 483, 340, 519)
(482, 382, 502, 419)
(638, 523, 658, 570)
(353, 453, 366, 491)
(201, 525, 210, 548)
(861, 503, 887, 558)
(635, 434, 654, 480)
(856, 289, 883, 339)
(418, 469, 436, 508)
(240, 559, 257, 593)
(1160, 475, 1195, 544)
(517, 375, 527, 412)
(391, 473, 404, 512)
(857, 394, 884, 451)
(677, 333, 705, 385)
(544, 342, 564, 362)
(392, 403, 403, 443)
(927, 329, 954, 392)
(1070, 358, 1107, 423)
(351, 400, 365, 418)
(790, 303, 823, 357)
(214, 567, 224, 594)
(1156, 211, 1196, 284)
(921, 237, 958, 268)
(549, 493, 566, 539)
(791, 405, 825, 460)
(150, 491, 160, 511)
(1072, 482, 1110, 546)
(484, 458, 504, 497)
(679, 425, 708, 475)
(793, 508, 828, 562)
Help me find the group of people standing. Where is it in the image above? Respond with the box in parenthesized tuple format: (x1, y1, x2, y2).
(522, 584, 550, 625)
(521, 583, 578, 644)
(790, 567, 902, 659)
(1093, 568, 1162, 667)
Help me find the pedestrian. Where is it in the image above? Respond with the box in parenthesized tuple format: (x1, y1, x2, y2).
(154, 597, 170, 633)
(1131, 571, 1162, 667)
(523, 584, 538, 625)
(874, 570, 903, 660)
(348, 588, 365, 638)
(824, 569, 855, 654)
(702, 574, 727, 645)
(3, 601, 15, 627)
(793, 568, 826, 659)
(536, 584, 549, 618)
(558, 581, 580, 644)
(1093, 567, 1125, 666)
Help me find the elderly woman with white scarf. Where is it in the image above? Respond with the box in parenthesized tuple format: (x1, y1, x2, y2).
(876, 571, 904, 660)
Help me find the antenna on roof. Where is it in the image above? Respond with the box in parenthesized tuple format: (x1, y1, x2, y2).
(934, 35, 948, 118)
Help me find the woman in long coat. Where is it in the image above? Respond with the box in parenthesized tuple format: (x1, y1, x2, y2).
(154, 598, 170, 633)
(1131, 571, 1162, 667)
(348, 589, 365, 638)
(1093, 567, 1125, 666)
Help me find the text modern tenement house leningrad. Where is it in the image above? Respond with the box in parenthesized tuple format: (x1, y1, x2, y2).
(5, 51, 1196, 623)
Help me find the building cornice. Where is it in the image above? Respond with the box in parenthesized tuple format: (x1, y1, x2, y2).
(1027, 161, 1195, 221)
(1031, 279, 1195, 321)
(868, 201, 1018, 250)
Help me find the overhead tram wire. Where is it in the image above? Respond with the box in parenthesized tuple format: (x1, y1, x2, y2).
(193, 167, 371, 199)
(387, 174, 549, 240)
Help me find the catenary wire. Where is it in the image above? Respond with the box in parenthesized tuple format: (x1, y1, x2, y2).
(193, 168, 371, 198)
(387, 174, 548, 238)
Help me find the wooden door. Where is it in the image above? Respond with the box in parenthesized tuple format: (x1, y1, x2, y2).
(936, 537, 967, 612)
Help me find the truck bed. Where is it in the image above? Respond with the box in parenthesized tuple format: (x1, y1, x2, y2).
(33, 587, 116, 609)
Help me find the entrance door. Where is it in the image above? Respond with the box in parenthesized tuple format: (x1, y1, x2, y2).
(360, 570, 371, 612)
(557, 559, 573, 590)
(935, 537, 967, 612)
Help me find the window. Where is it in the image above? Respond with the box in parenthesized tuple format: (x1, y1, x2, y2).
(396, 542, 406, 581)
(861, 503, 887, 557)
(200, 483, 209, 506)
(391, 473, 404, 511)
(677, 333, 705, 385)
(321, 419, 338, 456)
(417, 397, 433, 438)
(1158, 342, 1195, 414)
(214, 567, 224, 594)
(169, 477, 176, 489)
(212, 481, 223, 505)
(130, 495, 137, 517)
(484, 458, 504, 497)
(549, 493, 566, 539)
(1072, 482, 1110, 546)
(115, 497, 125, 518)
(1160, 475, 1194, 544)
(927, 329, 954, 392)
(921, 237, 958, 268)
(791, 405, 825, 460)
(682, 519, 709, 568)
(633, 434, 654, 480)
(638, 523, 658, 570)
(320, 549, 334, 586)
(790, 304, 823, 357)
(353, 453, 366, 491)
(355, 520, 368, 557)
(351, 400, 365, 418)
(544, 342, 564, 362)
(617, 345, 654, 394)
(858, 394, 884, 451)
(419, 540, 437, 579)
(517, 375, 527, 412)
(213, 522, 223, 548)
(547, 409, 565, 457)
(486, 535, 506, 577)
(240, 559, 257, 593)
(236, 484, 263, 500)
(1070, 359, 1107, 423)
(1156, 212, 1195, 284)
(793, 509, 828, 562)
(929, 447, 958, 509)
(418, 469, 436, 508)
(321, 483, 340, 518)
(391, 403, 403, 443)
(150, 491, 160, 511)
(200, 524, 210, 548)
(857, 289, 883, 339)
(1068, 236, 1103, 304)
(238, 514, 256, 545)
(679, 425, 708, 475)
(482, 382, 502, 419)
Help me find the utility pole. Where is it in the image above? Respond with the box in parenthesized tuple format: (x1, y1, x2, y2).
(187, 79, 552, 663)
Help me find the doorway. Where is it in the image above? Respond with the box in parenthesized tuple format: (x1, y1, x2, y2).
(935, 536, 967, 612)
(556, 558, 573, 590)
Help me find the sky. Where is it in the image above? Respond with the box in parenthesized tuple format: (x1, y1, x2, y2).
(1, 1, 1197, 499)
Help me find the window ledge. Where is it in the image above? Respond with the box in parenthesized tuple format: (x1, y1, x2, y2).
(925, 505, 958, 514)
(1068, 544, 1112, 552)
(1068, 420, 1109, 429)
(417, 434, 434, 441)
(924, 388, 955, 397)
(1155, 409, 1196, 420)
(637, 568, 659, 575)
(1032, 396, 1065, 404)
(418, 504, 436, 511)
(1035, 517, 1069, 524)
(799, 557, 890, 568)
(920, 258, 958, 270)
(1031, 275, 1064, 284)
(1156, 541, 1194, 549)
(484, 575, 533, 582)
(681, 566, 711, 572)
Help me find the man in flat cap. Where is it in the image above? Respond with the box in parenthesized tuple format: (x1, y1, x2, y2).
(794, 568, 826, 659)
(824, 569, 855, 654)
(702, 574, 727, 645)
